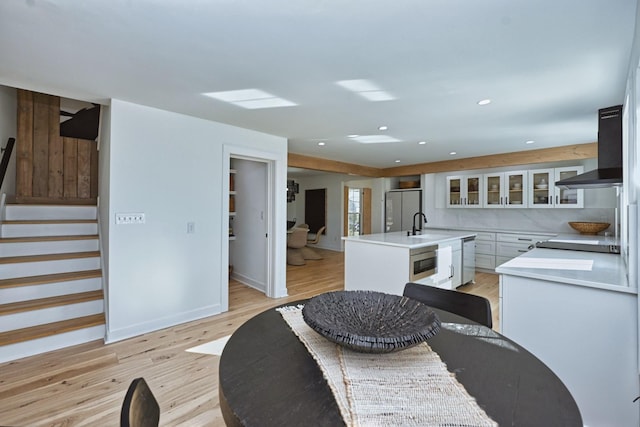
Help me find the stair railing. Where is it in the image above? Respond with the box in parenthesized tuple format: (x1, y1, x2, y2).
(0, 137, 15, 191)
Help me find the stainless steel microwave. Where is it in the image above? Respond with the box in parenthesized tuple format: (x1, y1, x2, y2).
(409, 245, 437, 281)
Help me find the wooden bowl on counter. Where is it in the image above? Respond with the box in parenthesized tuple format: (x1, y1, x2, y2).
(568, 221, 610, 235)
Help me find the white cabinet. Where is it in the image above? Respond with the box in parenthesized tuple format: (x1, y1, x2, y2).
(495, 232, 548, 267)
(500, 274, 639, 427)
(483, 171, 527, 208)
(528, 166, 584, 208)
(432, 239, 462, 289)
(474, 231, 496, 270)
(446, 175, 482, 208)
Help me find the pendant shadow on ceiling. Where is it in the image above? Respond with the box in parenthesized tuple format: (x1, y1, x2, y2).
(60, 103, 101, 141)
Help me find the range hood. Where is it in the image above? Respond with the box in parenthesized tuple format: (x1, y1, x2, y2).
(555, 105, 623, 189)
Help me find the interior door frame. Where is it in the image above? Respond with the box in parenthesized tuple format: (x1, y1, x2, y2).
(221, 145, 286, 312)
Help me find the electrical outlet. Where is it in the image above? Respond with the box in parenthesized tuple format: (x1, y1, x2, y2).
(116, 212, 146, 225)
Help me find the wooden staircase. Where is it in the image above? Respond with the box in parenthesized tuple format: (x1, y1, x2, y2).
(0, 204, 105, 364)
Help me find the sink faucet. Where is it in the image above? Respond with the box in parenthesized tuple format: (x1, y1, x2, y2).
(412, 212, 428, 235)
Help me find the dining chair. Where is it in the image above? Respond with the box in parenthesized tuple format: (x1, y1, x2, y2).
(120, 377, 160, 427)
(403, 282, 493, 328)
(307, 225, 326, 245)
(295, 223, 310, 230)
(287, 227, 308, 265)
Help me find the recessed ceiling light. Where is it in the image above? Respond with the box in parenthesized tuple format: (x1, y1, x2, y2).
(418, 141, 427, 145)
(318, 142, 325, 146)
(477, 99, 491, 106)
(449, 151, 457, 155)
(378, 125, 388, 131)
(348, 134, 359, 138)
(525, 140, 535, 144)
(395, 160, 401, 163)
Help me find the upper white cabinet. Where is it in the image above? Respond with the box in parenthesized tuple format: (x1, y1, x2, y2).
(446, 175, 482, 208)
(528, 166, 584, 209)
(483, 171, 528, 208)
(446, 165, 584, 209)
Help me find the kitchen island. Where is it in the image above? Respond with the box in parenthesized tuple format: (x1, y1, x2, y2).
(496, 248, 638, 427)
(343, 230, 476, 295)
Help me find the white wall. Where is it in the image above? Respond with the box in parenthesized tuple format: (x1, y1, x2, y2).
(0, 85, 17, 196)
(105, 99, 287, 342)
(422, 158, 618, 234)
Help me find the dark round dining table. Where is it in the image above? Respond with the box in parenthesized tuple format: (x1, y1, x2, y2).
(219, 300, 582, 427)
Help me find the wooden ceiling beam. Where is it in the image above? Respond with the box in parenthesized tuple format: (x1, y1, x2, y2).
(288, 143, 598, 178)
(287, 153, 382, 177)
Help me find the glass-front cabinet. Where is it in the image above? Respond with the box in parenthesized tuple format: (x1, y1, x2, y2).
(483, 171, 527, 208)
(528, 166, 584, 208)
(446, 175, 482, 208)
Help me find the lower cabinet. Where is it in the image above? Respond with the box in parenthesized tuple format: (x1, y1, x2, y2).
(500, 274, 639, 427)
(474, 232, 496, 270)
(441, 229, 554, 272)
(495, 233, 549, 267)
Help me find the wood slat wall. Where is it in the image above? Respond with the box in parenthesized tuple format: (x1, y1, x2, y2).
(16, 90, 98, 203)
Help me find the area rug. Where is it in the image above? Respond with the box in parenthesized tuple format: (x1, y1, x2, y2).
(185, 335, 231, 356)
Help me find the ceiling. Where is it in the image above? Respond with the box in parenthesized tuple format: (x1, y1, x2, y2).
(0, 1, 637, 169)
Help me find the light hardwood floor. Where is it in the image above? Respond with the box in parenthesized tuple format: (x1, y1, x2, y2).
(0, 249, 498, 426)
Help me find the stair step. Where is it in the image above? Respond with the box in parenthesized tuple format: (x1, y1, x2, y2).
(5, 204, 97, 220)
(0, 269, 102, 289)
(0, 235, 99, 257)
(1, 221, 98, 238)
(0, 251, 100, 265)
(0, 313, 105, 346)
(0, 290, 104, 316)
(0, 234, 98, 243)
(2, 219, 97, 225)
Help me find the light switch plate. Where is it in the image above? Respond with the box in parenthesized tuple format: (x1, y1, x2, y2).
(116, 212, 145, 225)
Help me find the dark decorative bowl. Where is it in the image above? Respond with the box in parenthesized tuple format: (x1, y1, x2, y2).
(302, 290, 441, 353)
(287, 220, 296, 229)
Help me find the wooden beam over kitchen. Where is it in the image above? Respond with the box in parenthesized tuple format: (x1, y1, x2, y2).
(288, 152, 382, 177)
(289, 142, 597, 178)
(382, 143, 597, 176)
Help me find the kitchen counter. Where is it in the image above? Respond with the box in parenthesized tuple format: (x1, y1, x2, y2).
(342, 230, 476, 248)
(495, 247, 632, 293)
(423, 225, 558, 237)
(497, 247, 637, 426)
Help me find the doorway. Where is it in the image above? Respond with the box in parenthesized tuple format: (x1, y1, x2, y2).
(222, 145, 286, 313)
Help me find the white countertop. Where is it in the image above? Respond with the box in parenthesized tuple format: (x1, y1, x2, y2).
(424, 225, 558, 236)
(495, 247, 633, 294)
(342, 230, 476, 249)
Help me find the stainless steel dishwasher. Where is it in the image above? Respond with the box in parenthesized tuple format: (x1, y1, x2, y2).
(462, 236, 476, 284)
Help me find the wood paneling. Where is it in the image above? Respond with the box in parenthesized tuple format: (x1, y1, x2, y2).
(16, 90, 98, 204)
(16, 90, 33, 197)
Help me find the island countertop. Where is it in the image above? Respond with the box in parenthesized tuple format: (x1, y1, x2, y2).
(495, 247, 633, 294)
(342, 230, 477, 249)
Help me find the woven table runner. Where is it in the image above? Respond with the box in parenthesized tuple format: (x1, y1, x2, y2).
(277, 305, 497, 427)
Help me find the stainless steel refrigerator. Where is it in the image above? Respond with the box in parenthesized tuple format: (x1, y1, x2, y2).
(385, 190, 422, 232)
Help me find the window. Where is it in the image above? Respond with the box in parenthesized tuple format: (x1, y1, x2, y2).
(347, 188, 362, 236)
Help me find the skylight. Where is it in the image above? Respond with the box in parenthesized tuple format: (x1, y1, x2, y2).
(352, 135, 402, 144)
(335, 79, 396, 102)
(203, 89, 296, 109)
